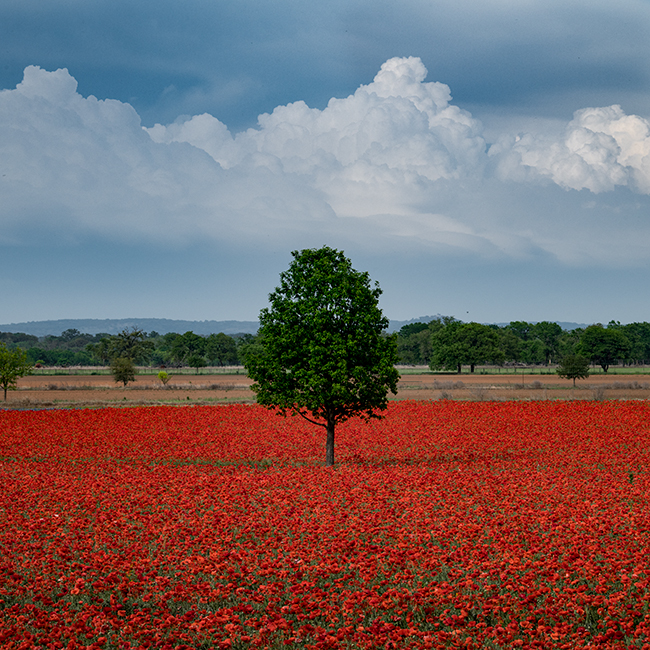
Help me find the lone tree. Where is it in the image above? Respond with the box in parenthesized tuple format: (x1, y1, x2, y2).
(110, 356, 136, 387)
(556, 354, 590, 387)
(245, 246, 400, 467)
(0, 343, 33, 401)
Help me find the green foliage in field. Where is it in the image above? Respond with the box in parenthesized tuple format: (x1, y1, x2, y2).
(0, 342, 32, 400)
(110, 356, 136, 386)
(245, 246, 399, 467)
(556, 354, 590, 386)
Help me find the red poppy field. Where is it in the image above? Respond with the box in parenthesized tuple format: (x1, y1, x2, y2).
(1, 401, 650, 649)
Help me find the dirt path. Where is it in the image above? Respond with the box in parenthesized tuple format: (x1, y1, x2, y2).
(7, 374, 254, 408)
(396, 373, 650, 402)
(3, 370, 650, 409)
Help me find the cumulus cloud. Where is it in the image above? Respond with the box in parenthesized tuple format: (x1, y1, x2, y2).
(2, 58, 650, 265)
(490, 105, 650, 193)
(0, 65, 333, 244)
(148, 57, 487, 217)
(1, 66, 215, 240)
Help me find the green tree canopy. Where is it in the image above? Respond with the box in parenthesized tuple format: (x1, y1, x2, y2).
(622, 322, 650, 364)
(430, 321, 502, 373)
(110, 356, 136, 386)
(187, 352, 207, 374)
(0, 331, 39, 349)
(60, 328, 83, 342)
(430, 319, 464, 372)
(497, 328, 521, 363)
(558, 328, 583, 360)
(171, 331, 206, 365)
(85, 337, 112, 365)
(0, 343, 33, 400)
(397, 328, 433, 365)
(530, 321, 563, 364)
(398, 322, 430, 338)
(244, 246, 400, 467)
(96, 328, 154, 365)
(556, 354, 590, 386)
(578, 324, 631, 372)
(506, 321, 533, 341)
(205, 332, 239, 366)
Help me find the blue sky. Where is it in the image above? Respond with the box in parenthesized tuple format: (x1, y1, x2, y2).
(2, 0, 650, 327)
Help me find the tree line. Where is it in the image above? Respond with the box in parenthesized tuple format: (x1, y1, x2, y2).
(2, 318, 649, 373)
(397, 318, 649, 372)
(0, 328, 253, 369)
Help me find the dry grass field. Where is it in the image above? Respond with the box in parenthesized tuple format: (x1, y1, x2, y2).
(3, 371, 650, 408)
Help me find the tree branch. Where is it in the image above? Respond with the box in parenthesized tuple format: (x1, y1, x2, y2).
(295, 409, 326, 428)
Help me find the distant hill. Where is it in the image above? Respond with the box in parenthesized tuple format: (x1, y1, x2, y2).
(494, 321, 589, 331)
(0, 318, 260, 337)
(1, 317, 426, 337)
(386, 316, 441, 332)
(0, 316, 589, 337)
(555, 322, 590, 330)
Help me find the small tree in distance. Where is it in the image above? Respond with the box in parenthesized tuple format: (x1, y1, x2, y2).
(0, 343, 33, 400)
(556, 354, 590, 387)
(187, 352, 207, 374)
(111, 357, 135, 387)
(245, 246, 400, 467)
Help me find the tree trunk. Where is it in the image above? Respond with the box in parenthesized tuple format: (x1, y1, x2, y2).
(457, 364, 461, 374)
(470, 364, 475, 373)
(325, 415, 335, 467)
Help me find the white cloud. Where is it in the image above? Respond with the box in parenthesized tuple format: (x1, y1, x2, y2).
(2, 59, 650, 267)
(149, 57, 487, 211)
(0, 65, 333, 245)
(490, 105, 650, 193)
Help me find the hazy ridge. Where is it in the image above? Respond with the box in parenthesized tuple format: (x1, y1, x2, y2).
(0, 316, 589, 337)
(0, 318, 260, 337)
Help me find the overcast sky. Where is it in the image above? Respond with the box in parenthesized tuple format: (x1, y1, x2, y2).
(2, 0, 650, 327)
